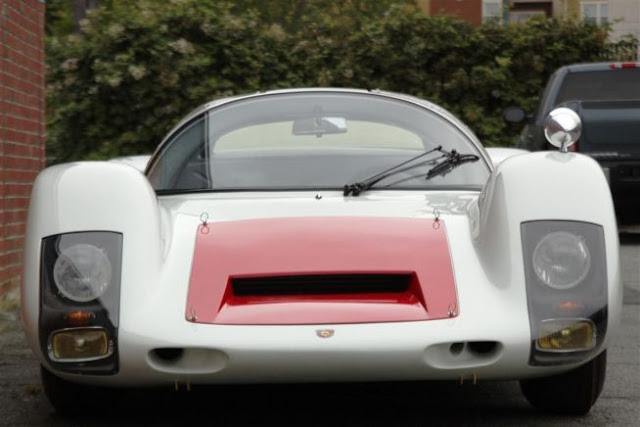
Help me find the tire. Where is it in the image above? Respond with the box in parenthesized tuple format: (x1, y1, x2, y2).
(40, 365, 116, 415)
(520, 350, 607, 415)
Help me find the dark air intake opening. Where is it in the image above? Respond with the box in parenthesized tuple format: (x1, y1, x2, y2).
(231, 274, 412, 296)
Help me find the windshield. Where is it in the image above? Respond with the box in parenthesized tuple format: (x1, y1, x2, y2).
(147, 92, 490, 192)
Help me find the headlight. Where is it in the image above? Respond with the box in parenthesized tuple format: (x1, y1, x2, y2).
(40, 231, 122, 374)
(53, 244, 112, 302)
(532, 231, 590, 290)
(521, 221, 607, 366)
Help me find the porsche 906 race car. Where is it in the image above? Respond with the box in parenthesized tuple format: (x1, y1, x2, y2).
(22, 89, 621, 415)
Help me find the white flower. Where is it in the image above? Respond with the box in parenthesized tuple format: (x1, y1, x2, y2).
(268, 24, 286, 42)
(61, 58, 79, 71)
(106, 76, 122, 87)
(201, 20, 215, 36)
(79, 19, 90, 33)
(107, 23, 125, 38)
(141, 8, 156, 21)
(128, 65, 147, 80)
(169, 38, 195, 55)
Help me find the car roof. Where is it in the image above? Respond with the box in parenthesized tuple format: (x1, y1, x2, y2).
(168, 88, 460, 136)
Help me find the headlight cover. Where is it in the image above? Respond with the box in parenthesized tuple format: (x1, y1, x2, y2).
(521, 221, 607, 366)
(40, 231, 122, 375)
(53, 244, 112, 302)
(532, 231, 591, 290)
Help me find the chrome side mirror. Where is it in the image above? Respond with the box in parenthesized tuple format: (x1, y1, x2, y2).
(543, 108, 582, 153)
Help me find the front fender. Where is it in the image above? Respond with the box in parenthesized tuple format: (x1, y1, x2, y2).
(21, 162, 163, 359)
(471, 152, 621, 350)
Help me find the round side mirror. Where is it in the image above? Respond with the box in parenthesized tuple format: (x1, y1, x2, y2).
(543, 108, 582, 152)
(503, 106, 526, 123)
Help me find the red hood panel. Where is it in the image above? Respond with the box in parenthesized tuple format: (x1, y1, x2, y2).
(186, 217, 458, 325)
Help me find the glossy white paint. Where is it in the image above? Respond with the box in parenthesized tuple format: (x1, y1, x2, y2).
(472, 152, 621, 337)
(21, 92, 621, 387)
(485, 147, 529, 166)
(21, 162, 163, 355)
(109, 155, 151, 172)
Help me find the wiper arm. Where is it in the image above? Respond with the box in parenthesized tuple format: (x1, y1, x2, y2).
(425, 150, 479, 180)
(343, 146, 480, 196)
(344, 146, 443, 196)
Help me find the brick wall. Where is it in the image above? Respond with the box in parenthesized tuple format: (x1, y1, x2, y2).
(0, 0, 46, 298)
(429, 0, 482, 26)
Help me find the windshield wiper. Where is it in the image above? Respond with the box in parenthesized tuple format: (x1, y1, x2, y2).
(343, 146, 478, 196)
(425, 149, 479, 180)
(343, 146, 443, 196)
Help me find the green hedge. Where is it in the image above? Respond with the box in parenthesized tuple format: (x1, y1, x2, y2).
(46, 1, 632, 162)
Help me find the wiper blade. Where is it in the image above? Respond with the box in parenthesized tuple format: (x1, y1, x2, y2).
(425, 150, 479, 180)
(343, 146, 479, 196)
(344, 146, 443, 196)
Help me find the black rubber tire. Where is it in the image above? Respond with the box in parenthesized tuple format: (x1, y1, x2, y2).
(40, 366, 115, 416)
(520, 350, 607, 415)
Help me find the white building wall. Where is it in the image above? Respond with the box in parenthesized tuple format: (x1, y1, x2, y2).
(609, 0, 640, 39)
(608, 0, 640, 59)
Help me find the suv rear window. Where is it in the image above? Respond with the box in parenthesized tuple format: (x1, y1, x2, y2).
(555, 69, 640, 105)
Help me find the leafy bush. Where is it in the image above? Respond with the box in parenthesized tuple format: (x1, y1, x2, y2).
(46, 0, 632, 162)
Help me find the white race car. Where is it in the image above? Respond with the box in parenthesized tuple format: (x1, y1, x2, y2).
(22, 89, 620, 415)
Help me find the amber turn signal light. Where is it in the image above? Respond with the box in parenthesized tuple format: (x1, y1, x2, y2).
(536, 319, 596, 352)
(555, 301, 585, 314)
(63, 311, 96, 326)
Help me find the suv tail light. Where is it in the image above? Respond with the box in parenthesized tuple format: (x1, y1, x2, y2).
(568, 140, 579, 152)
(609, 62, 639, 69)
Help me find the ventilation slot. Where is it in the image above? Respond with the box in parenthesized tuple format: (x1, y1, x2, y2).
(232, 274, 412, 296)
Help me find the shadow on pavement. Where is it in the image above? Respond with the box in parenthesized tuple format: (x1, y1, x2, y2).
(46, 380, 544, 426)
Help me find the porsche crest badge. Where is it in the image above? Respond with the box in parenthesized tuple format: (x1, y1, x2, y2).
(316, 329, 335, 338)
